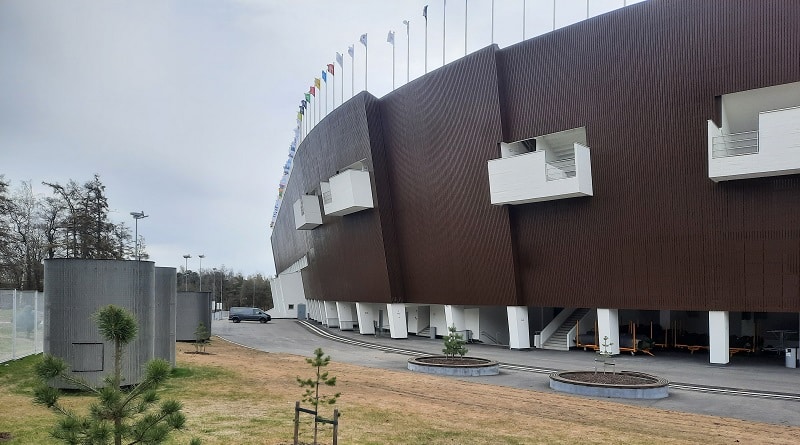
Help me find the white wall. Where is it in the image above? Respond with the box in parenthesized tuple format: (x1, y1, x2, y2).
(267, 271, 305, 319)
(430, 305, 446, 337)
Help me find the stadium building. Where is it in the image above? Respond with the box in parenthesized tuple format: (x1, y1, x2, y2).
(269, 0, 800, 365)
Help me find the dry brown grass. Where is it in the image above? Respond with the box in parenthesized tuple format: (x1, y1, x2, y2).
(2, 339, 799, 444)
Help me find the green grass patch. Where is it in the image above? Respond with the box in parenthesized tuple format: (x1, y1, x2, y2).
(0, 353, 42, 394)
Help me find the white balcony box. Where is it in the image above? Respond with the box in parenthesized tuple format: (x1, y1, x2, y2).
(488, 127, 593, 205)
(321, 168, 374, 216)
(293, 194, 322, 230)
(708, 81, 800, 182)
(708, 106, 800, 181)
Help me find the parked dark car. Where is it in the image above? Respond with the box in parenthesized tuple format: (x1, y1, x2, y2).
(229, 307, 271, 323)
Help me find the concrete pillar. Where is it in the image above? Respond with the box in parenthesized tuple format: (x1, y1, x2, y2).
(596, 308, 620, 355)
(324, 301, 339, 328)
(336, 302, 355, 330)
(659, 310, 671, 331)
(386, 303, 408, 339)
(709, 311, 730, 365)
(444, 305, 466, 332)
(355, 302, 375, 335)
(312, 300, 322, 322)
(507, 306, 531, 350)
(406, 304, 420, 334)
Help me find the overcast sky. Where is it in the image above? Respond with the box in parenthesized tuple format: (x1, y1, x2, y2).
(0, 0, 641, 277)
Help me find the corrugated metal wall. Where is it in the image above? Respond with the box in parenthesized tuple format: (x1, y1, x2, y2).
(154, 267, 176, 367)
(271, 0, 800, 312)
(44, 259, 155, 388)
(175, 292, 211, 341)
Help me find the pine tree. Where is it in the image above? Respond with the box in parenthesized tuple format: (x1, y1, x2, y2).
(296, 348, 340, 445)
(442, 325, 468, 358)
(33, 305, 199, 445)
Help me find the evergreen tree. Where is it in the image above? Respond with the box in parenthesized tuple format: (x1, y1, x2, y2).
(297, 348, 340, 445)
(442, 325, 468, 358)
(33, 305, 199, 445)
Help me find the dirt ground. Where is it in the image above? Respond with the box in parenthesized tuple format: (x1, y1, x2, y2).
(174, 339, 800, 445)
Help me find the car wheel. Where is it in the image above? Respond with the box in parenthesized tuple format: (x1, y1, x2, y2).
(232, 317, 240, 323)
(259, 318, 267, 323)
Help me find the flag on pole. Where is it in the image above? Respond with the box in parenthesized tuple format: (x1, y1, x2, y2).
(321, 71, 327, 82)
(301, 99, 307, 109)
(309, 86, 316, 96)
(423, 5, 428, 20)
(314, 78, 321, 89)
(336, 52, 343, 66)
(348, 45, 354, 58)
(387, 30, 395, 45)
(305, 93, 311, 102)
(327, 63, 335, 74)
(360, 33, 367, 46)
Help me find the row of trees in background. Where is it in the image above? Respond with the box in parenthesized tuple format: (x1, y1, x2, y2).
(179, 267, 273, 310)
(0, 174, 143, 291)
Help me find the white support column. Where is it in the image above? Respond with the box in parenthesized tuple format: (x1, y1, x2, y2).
(336, 302, 355, 330)
(444, 305, 466, 332)
(355, 302, 376, 335)
(507, 306, 531, 350)
(386, 303, 408, 339)
(307, 300, 316, 321)
(709, 311, 730, 365)
(596, 308, 620, 355)
(312, 300, 322, 322)
(659, 310, 671, 331)
(406, 304, 420, 334)
(324, 301, 339, 328)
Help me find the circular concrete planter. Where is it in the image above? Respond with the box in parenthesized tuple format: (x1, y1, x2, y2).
(407, 356, 500, 376)
(549, 371, 669, 399)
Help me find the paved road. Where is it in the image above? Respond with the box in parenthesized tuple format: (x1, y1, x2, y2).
(211, 318, 800, 426)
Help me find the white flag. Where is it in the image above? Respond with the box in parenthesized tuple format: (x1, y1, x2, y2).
(359, 33, 368, 46)
(387, 30, 395, 45)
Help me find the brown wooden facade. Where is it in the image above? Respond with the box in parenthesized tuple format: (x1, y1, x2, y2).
(271, 0, 800, 312)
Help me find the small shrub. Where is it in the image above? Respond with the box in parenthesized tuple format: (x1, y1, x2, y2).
(442, 325, 468, 358)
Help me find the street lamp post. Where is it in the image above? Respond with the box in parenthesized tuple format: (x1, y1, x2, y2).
(129, 211, 148, 261)
(198, 254, 205, 292)
(182, 254, 191, 291)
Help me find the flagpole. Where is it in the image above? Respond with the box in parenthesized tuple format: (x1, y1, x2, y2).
(553, 0, 556, 31)
(424, 6, 428, 74)
(442, 0, 446, 66)
(492, 0, 496, 43)
(522, 0, 525, 40)
(388, 31, 395, 90)
(464, 0, 467, 56)
(332, 66, 336, 110)
(360, 34, 368, 91)
(404, 20, 410, 84)
(325, 77, 328, 116)
(349, 45, 354, 99)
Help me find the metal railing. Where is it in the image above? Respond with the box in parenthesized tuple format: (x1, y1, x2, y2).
(0, 289, 45, 363)
(545, 157, 577, 181)
(712, 130, 759, 159)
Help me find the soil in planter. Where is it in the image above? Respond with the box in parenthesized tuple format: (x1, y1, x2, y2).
(415, 357, 489, 366)
(559, 371, 656, 385)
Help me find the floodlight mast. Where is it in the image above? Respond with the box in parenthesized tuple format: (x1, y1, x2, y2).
(129, 211, 148, 262)
(183, 254, 192, 291)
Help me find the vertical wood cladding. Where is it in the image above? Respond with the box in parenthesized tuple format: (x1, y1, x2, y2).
(272, 0, 800, 312)
(497, 0, 800, 311)
(270, 93, 396, 304)
(379, 46, 518, 306)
